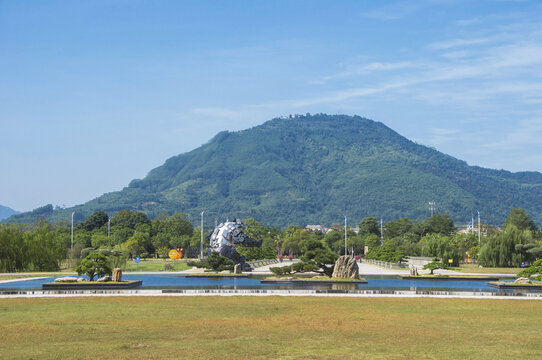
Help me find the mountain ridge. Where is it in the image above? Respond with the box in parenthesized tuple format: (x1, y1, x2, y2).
(6, 114, 542, 227)
(0, 205, 19, 221)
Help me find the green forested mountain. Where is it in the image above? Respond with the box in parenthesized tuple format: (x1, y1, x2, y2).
(7, 114, 542, 227)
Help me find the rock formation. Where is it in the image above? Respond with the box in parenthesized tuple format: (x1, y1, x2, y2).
(332, 255, 359, 279)
(514, 277, 531, 284)
(112, 268, 122, 282)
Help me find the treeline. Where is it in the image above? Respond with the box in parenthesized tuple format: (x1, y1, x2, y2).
(0, 220, 68, 272)
(1, 207, 541, 272)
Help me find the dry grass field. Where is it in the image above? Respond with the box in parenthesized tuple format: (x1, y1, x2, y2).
(0, 296, 540, 359)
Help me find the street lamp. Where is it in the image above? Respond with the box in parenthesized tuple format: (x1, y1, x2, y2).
(200, 211, 205, 259)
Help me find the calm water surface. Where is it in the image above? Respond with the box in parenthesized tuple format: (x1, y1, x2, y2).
(0, 274, 537, 294)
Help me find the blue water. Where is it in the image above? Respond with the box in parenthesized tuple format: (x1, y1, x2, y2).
(0, 274, 537, 294)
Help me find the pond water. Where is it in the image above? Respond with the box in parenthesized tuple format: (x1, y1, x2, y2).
(0, 274, 538, 294)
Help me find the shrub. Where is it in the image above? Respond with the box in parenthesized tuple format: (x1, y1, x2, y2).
(270, 265, 292, 276)
(163, 262, 174, 271)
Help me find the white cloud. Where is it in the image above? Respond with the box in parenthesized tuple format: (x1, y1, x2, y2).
(428, 37, 492, 50)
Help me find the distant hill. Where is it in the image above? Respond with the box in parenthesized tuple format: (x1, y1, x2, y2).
(6, 114, 542, 227)
(0, 205, 19, 221)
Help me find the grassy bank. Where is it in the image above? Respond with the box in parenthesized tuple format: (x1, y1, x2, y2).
(122, 259, 191, 272)
(451, 264, 522, 274)
(0, 297, 540, 359)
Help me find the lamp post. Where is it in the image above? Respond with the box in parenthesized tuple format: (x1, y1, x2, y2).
(200, 211, 205, 259)
(70, 212, 74, 249)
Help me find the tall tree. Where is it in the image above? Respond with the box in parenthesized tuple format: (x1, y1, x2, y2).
(503, 208, 537, 232)
(359, 217, 380, 237)
(424, 213, 455, 235)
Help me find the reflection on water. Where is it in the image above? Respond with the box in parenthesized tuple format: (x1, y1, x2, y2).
(0, 274, 540, 294)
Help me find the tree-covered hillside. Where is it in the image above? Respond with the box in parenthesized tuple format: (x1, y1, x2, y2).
(6, 114, 542, 227)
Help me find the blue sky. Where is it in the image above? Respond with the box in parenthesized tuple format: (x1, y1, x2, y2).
(1, 0, 542, 212)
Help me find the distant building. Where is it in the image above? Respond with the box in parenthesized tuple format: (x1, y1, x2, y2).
(305, 225, 332, 234)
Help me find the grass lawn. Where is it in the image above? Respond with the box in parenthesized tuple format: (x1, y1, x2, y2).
(0, 296, 540, 359)
(122, 259, 191, 272)
(451, 264, 523, 274)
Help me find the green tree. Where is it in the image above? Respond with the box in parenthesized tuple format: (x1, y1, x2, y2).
(299, 239, 338, 277)
(384, 218, 413, 239)
(423, 257, 449, 275)
(364, 234, 381, 250)
(503, 208, 538, 232)
(517, 259, 542, 280)
(479, 227, 533, 267)
(359, 217, 380, 237)
(420, 234, 460, 266)
(77, 211, 109, 232)
(425, 213, 455, 235)
(189, 251, 234, 272)
(76, 252, 112, 281)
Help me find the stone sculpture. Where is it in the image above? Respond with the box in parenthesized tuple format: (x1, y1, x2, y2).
(207, 219, 262, 271)
(332, 255, 359, 279)
(112, 268, 122, 282)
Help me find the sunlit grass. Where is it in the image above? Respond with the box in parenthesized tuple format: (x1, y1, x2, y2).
(122, 259, 190, 272)
(0, 296, 540, 359)
(452, 264, 522, 274)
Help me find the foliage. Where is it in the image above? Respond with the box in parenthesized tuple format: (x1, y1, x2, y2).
(77, 211, 109, 232)
(366, 245, 405, 263)
(0, 222, 66, 272)
(504, 208, 538, 232)
(298, 239, 338, 277)
(420, 234, 461, 266)
(270, 265, 293, 276)
(188, 252, 235, 272)
(76, 252, 112, 281)
(478, 227, 533, 267)
(424, 213, 455, 236)
(517, 259, 542, 280)
(359, 217, 379, 237)
(423, 257, 450, 275)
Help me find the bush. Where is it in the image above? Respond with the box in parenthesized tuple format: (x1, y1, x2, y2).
(163, 262, 174, 271)
(187, 252, 235, 272)
(518, 259, 542, 278)
(270, 265, 292, 276)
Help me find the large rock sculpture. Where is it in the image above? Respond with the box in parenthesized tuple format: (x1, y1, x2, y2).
(112, 268, 122, 282)
(332, 255, 359, 279)
(207, 219, 262, 271)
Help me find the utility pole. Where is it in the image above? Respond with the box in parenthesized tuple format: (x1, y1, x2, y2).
(200, 211, 205, 259)
(344, 215, 347, 256)
(380, 218, 384, 245)
(70, 212, 74, 249)
(477, 210, 481, 246)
